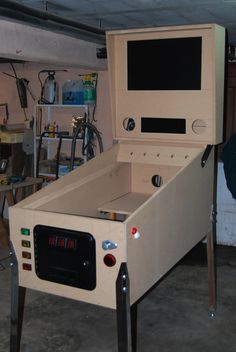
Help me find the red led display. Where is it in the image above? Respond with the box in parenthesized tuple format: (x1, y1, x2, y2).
(48, 235, 77, 250)
(58, 237, 65, 248)
(49, 236, 57, 246)
(67, 239, 76, 249)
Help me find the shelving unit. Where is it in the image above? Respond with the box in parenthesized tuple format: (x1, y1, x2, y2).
(34, 104, 89, 179)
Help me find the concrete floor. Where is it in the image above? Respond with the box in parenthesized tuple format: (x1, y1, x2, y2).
(0, 244, 236, 352)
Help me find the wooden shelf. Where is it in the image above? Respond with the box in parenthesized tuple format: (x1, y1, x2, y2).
(36, 104, 88, 108)
(34, 104, 89, 177)
(36, 136, 83, 141)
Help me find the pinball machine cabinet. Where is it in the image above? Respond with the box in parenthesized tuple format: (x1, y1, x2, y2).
(9, 23, 225, 351)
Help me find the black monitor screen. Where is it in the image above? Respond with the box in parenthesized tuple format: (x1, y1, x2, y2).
(141, 117, 186, 134)
(127, 37, 202, 90)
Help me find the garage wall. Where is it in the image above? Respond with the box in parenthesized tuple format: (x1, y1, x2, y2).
(0, 62, 113, 151)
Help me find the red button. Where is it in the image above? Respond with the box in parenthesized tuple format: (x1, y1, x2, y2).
(103, 254, 116, 267)
(22, 263, 32, 271)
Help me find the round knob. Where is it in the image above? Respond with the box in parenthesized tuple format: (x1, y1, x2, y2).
(104, 254, 116, 267)
(152, 175, 163, 187)
(192, 119, 207, 135)
(123, 117, 135, 131)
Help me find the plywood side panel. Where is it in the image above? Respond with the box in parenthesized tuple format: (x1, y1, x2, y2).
(106, 33, 117, 138)
(16, 144, 120, 209)
(214, 25, 226, 144)
(126, 149, 214, 304)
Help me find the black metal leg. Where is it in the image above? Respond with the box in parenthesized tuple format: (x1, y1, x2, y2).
(116, 263, 134, 352)
(10, 243, 26, 352)
(206, 146, 217, 318)
(131, 303, 138, 352)
(206, 211, 217, 317)
(17, 287, 26, 351)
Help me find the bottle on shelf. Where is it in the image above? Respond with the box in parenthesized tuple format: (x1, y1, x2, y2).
(53, 121, 58, 134)
(48, 124, 54, 138)
(62, 79, 84, 105)
(83, 74, 97, 105)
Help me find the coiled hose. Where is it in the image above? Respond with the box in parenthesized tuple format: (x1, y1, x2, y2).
(70, 121, 103, 171)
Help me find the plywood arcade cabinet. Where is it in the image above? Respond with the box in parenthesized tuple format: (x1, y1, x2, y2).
(9, 23, 225, 352)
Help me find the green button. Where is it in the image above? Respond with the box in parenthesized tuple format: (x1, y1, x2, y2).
(21, 228, 30, 236)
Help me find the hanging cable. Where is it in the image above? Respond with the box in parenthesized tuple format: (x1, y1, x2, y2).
(70, 120, 103, 171)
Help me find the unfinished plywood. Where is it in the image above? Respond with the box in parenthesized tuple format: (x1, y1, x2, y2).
(10, 207, 126, 309)
(98, 192, 150, 216)
(9, 141, 210, 309)
(107, 24, 225, 145)
(126, 150, 214, 304)
(37, 162, 131, 217)
(9, 24, 225, 312)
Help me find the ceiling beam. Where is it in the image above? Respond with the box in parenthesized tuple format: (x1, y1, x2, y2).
(0, 0, 105, 45)
(0, 19, 107, 70)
